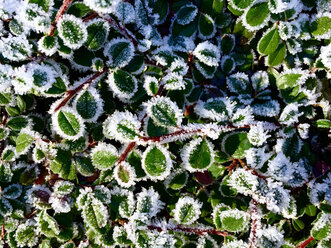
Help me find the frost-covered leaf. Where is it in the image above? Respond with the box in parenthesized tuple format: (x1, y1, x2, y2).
(216, 209, 249, 232)
(193, 41, 220, 67)
(142, 145, 172, 180)
(136, 187, 164, 218)
(52, 108, 85, 140)
(107, 69, 138, 101)
(38, 210, 60, 237)
(258, 28, 280, 55)
(176, 4, 198, 25)
(85, 19, 109, 51)
(104, 38, 135, 68)
(16, 130, 34, 154)
(91, 142, 118, 171)
(222, 132, 252, 159)
(2, 183, 22, 199)
(243, 1, 270, 30)
(182, 138, 215, 172)
(173, 196, 202, 225)
(198, 13, 216, 39)
(114, 162, 136, 188)
(82, 195, 109, 229)
(311, 15, 331, 39)
(74, 88, 103, 121)
(15, 223, 39, 247)
(311, 213, 331, 240)
(57, 14, 87, 49)
(103, 111, 141, 142)
(145, 96, 183, 128)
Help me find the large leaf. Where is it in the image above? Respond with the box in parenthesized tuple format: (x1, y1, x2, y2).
(258, 28, 279, 55)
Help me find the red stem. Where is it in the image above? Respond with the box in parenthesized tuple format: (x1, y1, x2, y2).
(48, 0, 73, 36)
(148, 224, 227, 237)
(117, 142, 136, 164)
(104, 16, 138, 46)
(249, 200, 259, 248)
(296, 237, 314, 248)
(53, 67, 108, 113)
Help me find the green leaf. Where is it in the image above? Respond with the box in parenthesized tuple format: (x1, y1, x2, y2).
(222, 132, 251, 159)
(85, 20, 109, 50)
(220, 210, 249, 232)
(2, 147, 15, 161)
(143, 146, 169, 178)
(7, 116, 29, 130)
(146, 118, 168, 137)
(0, 198, 12, 216)
(91, 143, 118, 171)
(311, 16, 331, 37)
(245, 2, 269, 28)
(58, 15, 87, 49)
(15, 224, 37, 247)
(258, 28, 279, 55)
(276, 73, 301, 90)
(148, 97, 181, 127)
(75, 90, 99, 120)
(56, 110, 84, 139)
(267, 43, 286, 67)
(16, 132, 34, 154)
(38, 210, 60, 237)
(167, 171, 188, 190)
(0, 92, 12, 105)
(83, 196, 108, 229)
(311, 213, 331, 240)
(292, 219, 305, 231)
(105, 39, 134, 68)
(315, 119, 331, 129)
(187, 138, 213, 171)
(110, 70, 137, 97)
(232, 0, 254, 9)
(67, 2, 91, 17)
(176, 5, 198, 25)
(220, 35, 235, 55)
(305, 205, 317, 217)
(199, 13, 215, 38)
(73, 156, 95, 177)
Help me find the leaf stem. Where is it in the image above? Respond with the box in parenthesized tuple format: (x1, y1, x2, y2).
(296, 237, 315, 248)
(48, 0, 73, 36)
(52, 66, 108, 113)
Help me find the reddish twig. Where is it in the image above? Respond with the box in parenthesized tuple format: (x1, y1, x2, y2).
(48, 0, 73, 36)
(117, 142, 136, 164)
(103, 15, 138, 46)
(296, 237, 315, 248)
(249, 200, 259, 248)
(148, 224, 227, 237)
(53, 67, 108, 113)
(0, 224, 5, 240)
(83, 12, 99, 22)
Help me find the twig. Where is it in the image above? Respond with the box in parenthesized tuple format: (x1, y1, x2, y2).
(148, 224, 227, 237)
(249, 200, 260, 248)
(103, 15, 138, 46)
(48, 0, 73, 36)
(296, 237, 315, 248)
(117, 142, 136, 164)
(52, 67, 108, 113)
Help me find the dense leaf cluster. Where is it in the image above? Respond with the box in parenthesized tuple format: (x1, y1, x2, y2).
(0, 0, 330, 247)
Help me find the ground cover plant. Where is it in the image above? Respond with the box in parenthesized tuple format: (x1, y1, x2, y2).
(0, 0, 331, 247)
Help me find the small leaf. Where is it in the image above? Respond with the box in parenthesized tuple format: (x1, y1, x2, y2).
(91, 143, 118, 171)
(85, 19, 109, 50)
(16, 132, 34, 154)
(222, 132, 252, 159)
(104, 38, 135, 68)
(198, 13, 215, 39)
(267, 43, 286, 67)
(258, 28, 279, 55)
(244, 2, 269, 29)
(311, 16, 331, 38)
(176, 5, 198, 25)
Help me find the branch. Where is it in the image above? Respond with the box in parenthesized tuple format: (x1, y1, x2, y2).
(249, 200, 260, 248)
(148, 224, 227, 237)
(48, 0, 73, 36)
(296, 237, 315, 248)
(52, 66, 108, 113)
(117, 142, 136, 164)
(103, 15, 138, 46)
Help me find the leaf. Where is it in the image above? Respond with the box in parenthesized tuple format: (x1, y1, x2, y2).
(2, 184, 22, 199)
(73, 156, 95, 177)
(311, 16, 331, 38)
(104, 38, 135, 68)
(198, 13, 215, 39)
(55, 109, 84, 140)
(220, 35, 235, 55)
(83, 196, 108, 229)
(315, 119, 331, 129)
(91, 143, 118, 171)
(108, 70, 138, 100)
(75, 90, 99, 120)
(176, 5, 198, 25)
(58, 15, 87, 49)
(146, 118, 168, 137)
(220, 210, 249, 232)
(167, 171, 188, 190)
(267, 43, 286, 67)
(244, 2, 269, 28)
(183, 138, 214, 171)
(15, 224, 38, 246)
(67, 2, 91, 17)
(85, 20, 109, 50)
(146, 96, 182, 127)
(16, 132, 34, 154)
(174, 197, 201, 225)
(276, 73, 301, 90)
(7, 116, 29, 130)
(232, 0, 254, 9)
(143, 146, 170, 179)
(222, 132, 252, 159)
(38, 210, 60, 237)
(311, 213, 331, 240)
(0, 198, 12, 216)
(258, 28, 279, 55)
